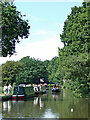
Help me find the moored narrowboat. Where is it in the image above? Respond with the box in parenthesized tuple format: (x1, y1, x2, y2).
(12, 84, 46, 100)
(12, 85, 34, 100)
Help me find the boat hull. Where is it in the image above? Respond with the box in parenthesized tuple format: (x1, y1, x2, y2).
(12, 95, 25, 100)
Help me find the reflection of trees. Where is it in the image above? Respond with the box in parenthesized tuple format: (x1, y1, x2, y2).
(12, 99, 45, 117)
(42, 89, 88, 118)
(2, 89, 89, 118)
(2, 97, 45, 118)
(51, 93, 59, 101)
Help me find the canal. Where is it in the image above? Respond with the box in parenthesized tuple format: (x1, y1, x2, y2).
(1, 89, 89, 119)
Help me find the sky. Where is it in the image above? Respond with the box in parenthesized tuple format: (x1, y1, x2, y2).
(0, 0, 83, 65)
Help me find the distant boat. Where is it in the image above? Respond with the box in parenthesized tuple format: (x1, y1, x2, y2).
(51, 88, 60, 93)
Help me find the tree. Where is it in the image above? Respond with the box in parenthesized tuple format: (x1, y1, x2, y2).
(15, 56, 49, 85)
(1, 1, 30, 57)
(60, 2, 89, 55)
(2, 61, 23, 86)
(58, 2, 90, 97)
(47, 57, 59, 84)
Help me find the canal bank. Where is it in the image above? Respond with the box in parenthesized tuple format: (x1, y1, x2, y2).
(0, 94, 11, 101)
(1, 85, 47, 101)
(2, 95, 12, 101)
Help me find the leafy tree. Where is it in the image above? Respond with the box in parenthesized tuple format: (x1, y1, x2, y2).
(60, 2, 89, 55)
(2, 61, 23, 86)
(47, 57, 59, 84)
(1, 1, 30, 57)
(16, 56, 49, 85)
(58, 2, 90, 97)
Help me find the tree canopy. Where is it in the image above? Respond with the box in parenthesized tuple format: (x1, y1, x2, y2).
(15, 56, 49, 85)
(1, 56, 49, 85)
(58, 2, 90, 97)
(60, 2, 89, 56)
(2, 61, 23, 86)
(1, 1, 30, 57)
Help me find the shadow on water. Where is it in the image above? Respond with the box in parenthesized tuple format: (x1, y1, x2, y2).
(1, 89, 89, 119)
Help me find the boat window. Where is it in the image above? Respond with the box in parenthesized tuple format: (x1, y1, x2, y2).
(19, 87, 24, 95)
(13, 87, 18, 95)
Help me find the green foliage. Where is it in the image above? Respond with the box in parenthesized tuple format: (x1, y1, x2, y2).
(2, 61, 23, 86)
(60, 2, 89, 55)
(15, 56, 49, 85)
(47, 56, 59, 84)
(1, 1, 30, 57)
(58, 2, 90, 97)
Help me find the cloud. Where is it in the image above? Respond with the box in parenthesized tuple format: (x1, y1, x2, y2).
(15, 37, 64, 61)
(0, 37, 64, 65)
(33, 29, 51, 35)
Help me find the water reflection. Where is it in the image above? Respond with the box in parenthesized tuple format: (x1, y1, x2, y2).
(34, 97, 38, 105)
(33, 97, 44, 109)
(3, 102, 7, 111)
(52, 93, 59, 101)
(3, 101, 11, 112)
(42, 109, 59, 118)
(39, 97, 44, 109)
(71, 108, 74, 112)
(63, 89, 66, 98)
(2, 89, 89, 118)
(0, 101, 2, 119)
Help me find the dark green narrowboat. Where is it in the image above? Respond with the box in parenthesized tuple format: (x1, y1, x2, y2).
(12, 85, 34, 100)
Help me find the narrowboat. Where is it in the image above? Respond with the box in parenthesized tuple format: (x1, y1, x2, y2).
(12, 85, 35, 100)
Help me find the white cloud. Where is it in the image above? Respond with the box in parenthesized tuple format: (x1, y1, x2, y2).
(15, 37, 64, 60)
(0, 37, 64, 65)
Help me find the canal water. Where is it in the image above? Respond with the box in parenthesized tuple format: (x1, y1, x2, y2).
(1, 89, 89, 119)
